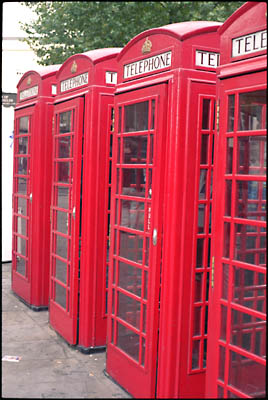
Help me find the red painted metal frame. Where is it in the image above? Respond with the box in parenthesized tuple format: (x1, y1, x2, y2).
(206, 2, 267, 398)
(106, 21, 221, 398)
(48, 48, 122, 350)
(12, 65, 59, 310)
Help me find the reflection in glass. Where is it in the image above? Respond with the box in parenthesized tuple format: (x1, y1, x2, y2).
(238, 90, 266, 131)
(55, 257, 67, 284)
(202, 99, 210, 130)
(58, 136, 71, 158)
(59, 111, 72, 133)
(56, 210, 69, 234)
(120, 200, 144, 231)
(56, 235, 68, 259)
(16, 256, 26, 276)
(237, 136, 266, 175)
(122, 168, 146, 197)
(199, 169, 207, 199)
(118, 261, 142, 297)
(19, 116, 29, 134)
(55, 282, 66, 309)
(57, 187, 69, 209)
(17, 157, 28, 175)
(228, 94, 235, 132)
(118, 292, 141, 329)
(18, 197, 27, 215)
(117, 322, 139, 362)
(18, 137, 29, 154)
(57, 162, 70, 183)
(236, 180, 266, 220)
(124, 101, 149, 132)
(119, 231, 143, 264)
(123, 136, 147, 164)
(18, 178, 27, 195)
(234, 223, 265, 266)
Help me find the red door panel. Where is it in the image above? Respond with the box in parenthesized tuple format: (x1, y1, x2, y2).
(12, 107, 34, 303)
(206, 72, 266, 398)
(106, 83, 168, 398)
(49, 97, 84, 345)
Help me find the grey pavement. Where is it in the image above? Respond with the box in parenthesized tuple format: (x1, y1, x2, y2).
(2, 262, 131, 399)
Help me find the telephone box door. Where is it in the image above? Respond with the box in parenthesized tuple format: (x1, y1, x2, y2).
(49, 97, 84, 345)
(106, 83, 167, 398)
(12, 107, 34, 302)
(207, 71, 266, 398)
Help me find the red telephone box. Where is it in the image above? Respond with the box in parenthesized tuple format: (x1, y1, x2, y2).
(49, 48, 121, 351)
(12, 65, 60, 310)
(206, 2, 267, 398)
(106, 21, 222, 398)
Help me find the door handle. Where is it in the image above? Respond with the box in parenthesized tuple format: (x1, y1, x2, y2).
(29, 193, 33, 202)
(152, 228, 157, 246)
(72, 206, 76, 219)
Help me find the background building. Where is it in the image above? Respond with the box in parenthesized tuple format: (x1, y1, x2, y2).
(2, 2, 39, 261)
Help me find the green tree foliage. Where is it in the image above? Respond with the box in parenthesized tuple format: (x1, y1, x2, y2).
(20, 1, 245, 65)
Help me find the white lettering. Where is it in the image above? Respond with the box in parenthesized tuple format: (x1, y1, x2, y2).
(195, 50, 220, 68)
(106, 71, 117, 84)
(19, 85, 38, 101)
(124, 51, 172, 79)
(232, 30, 267, 58)
(60, 72, 89, 92)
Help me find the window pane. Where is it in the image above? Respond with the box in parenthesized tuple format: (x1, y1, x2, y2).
(17, 178, 27, 195)
(235, 180, 266, 220)
(237, 136, 266, 175)
(16, 256, 26, 276)
(122, 168, 146, 197)
(124, 101, 149, 132)
(234, 223, 266, 266)
(118, 292, 140, 329)
(19, 116, 29, 134)
(55, 282, 66, 309)
(120, 200, 144, 231)
(58, 136, 71, 158)
(118, 261, 142, 297)
(226, 138, 234, 173)
(228, 95, 235, 132)
(117, 322, 140, 362)
(123, 136, 147, 164)
(59, 111, 72, 133)
(119, 231, 143, 264)
(18, 137, 29, 154)
(200, 134, 209, 164)
(238, 90, 266, 131)
(57, 187, 69, 209)
(56, 235, 68, 260)
(57, 162, 70, 183)
(202, 99, 211, 130)
(199, 169, 207, 199)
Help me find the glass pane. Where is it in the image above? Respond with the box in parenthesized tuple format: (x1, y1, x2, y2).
(56, 235, 68, 260)
(199, 169, 207, 199)
(119, 231, 143, 264)
(200, 135, 209, 164)
(228, 351, 266, 396)
(19, 116, 29, 134)
(16, 256, 26, 276)
(117, 322, 139, 362)
(228, 94, 235, 132)
(151, 99, 155, 130)
(118, 261, 142, 297)
(17, 157, 28, 175)
(235, 180, 266, 220)
(223, 222, 230, 258)
(17, 216, 26, 236)
(123, 136, 147, 164)
(220, 305, 227, 341)
(17, 236, 26, 256)
(56, 211, 68, 234)
(197, 204, 206, 233)
(225, 180, 232, 216)
(202, 99, 210, 130)
(17, 178, 27, 195)
(57, 162, 70, 183)
(238, 90, 266, 131)
(194, 273, 203, 302)
(218, 346, 226, 381)
(118, 292, 140, 329)
(122, 168, 146, 197)
(226, 138, 234, 174)
(57, 187, 69, 209)
(196, 238, 204, 268)
(120, 200, 144, 231)
(18, 137, 29, 154)
(192, 340, 200, 369)
(59, 111, 72, 134)
(18, 197, 27, 215)
(55, 258, 67, 284)
(234, 224, 266, 266)
(58, 136, 71, 158)
(193, 307, 201, 335)
(221, 264, 229, 300)
(124, 101, 149, 132)
(55, 282, 66, 308)
(237, 136, 266, 175)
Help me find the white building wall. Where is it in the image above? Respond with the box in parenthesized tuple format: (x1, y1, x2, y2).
(2, 2, 39, 261)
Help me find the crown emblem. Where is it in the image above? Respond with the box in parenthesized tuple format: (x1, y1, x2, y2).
(27, 76, 32, 85)
(71, 61, 77, 74)
(142, 37, 152, 54)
